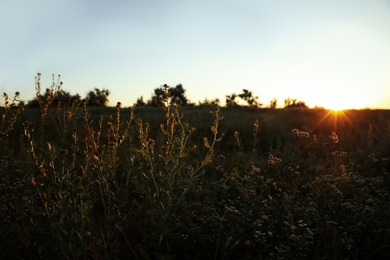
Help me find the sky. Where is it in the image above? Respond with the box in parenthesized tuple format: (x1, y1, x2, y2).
(1, 0, 390, 109)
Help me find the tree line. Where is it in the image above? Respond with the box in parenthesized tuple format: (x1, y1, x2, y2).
(13, 74, 308, 109)
(135, 84, 308, 109)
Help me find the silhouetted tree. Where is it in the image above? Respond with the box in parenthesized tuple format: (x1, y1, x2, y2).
(269, 98, 278, 109)
(135, 96, 146, 107)
(226, 93, 238, 106)
(148, 86, 166, 107)
(18, 100, 25, 108)
(198, 98, 220, 106)
(226, 89, 261, 107)
(238, 89, 260, 107)
(170, 84, 187, 105)
(86, 88, 110, 106)
(149, 84, 188, 107)
(52, 90, 81, 106)
(28, 88, 60, 108)
(28, 88, 51, 108)
(284, 98, 308, 108)
(27, 73, 81, 108)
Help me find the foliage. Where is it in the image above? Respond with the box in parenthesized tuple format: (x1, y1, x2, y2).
(198, 98, 220, 106)
(85, 88, 110, 107)
(226, 93, 238, 106)
(0, 92, 23, 142)
(269, 98, 278, 109)
(226, 89, 261, 107)
(28, 89, 81, 108)
(238, 89, 261, 107)
(135, 96, 146, 107)
(149, 84, 188, 107)
(284, 97, 308, 108)
(26, 74, 85, 108)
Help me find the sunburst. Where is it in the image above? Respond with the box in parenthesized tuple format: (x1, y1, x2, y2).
(313, 109, 353, 131)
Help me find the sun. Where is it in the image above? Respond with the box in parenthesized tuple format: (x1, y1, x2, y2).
(328, 104, 351, 112)
(312, 107, 353, 132)
(321, 92, 365, 111)
(324, 101, 363, 111)
(307, 90, 366, 111)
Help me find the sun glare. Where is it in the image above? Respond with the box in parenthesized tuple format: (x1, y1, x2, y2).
(324, 100, 363, 111)
(309, 92, 365, 111)
(312, 108, 353, 132)
(328, 104, 352, 111)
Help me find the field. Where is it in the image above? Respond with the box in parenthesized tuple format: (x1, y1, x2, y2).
(1, 97, 390, 259)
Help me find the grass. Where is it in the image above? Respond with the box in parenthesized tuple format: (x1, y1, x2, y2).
(1, 86, 390, 259)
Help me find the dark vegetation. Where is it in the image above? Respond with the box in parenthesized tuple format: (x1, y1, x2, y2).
(1, 74, 389, 259)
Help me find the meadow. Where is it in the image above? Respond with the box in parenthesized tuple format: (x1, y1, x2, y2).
(1, 89, 390, 259)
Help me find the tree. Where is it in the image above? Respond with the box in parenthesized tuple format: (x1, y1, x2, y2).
(170, 84, 187, 106)
(226, 89, 261, 107)
(269, 98, 278, 109)
(149, 84, 188, 107)
(284, 98, 308, 108)
(27, 73, 80, 108)
(135, 96, 146, 107)
(226, 93, 238, 107)
(50, 90, 81, 107)
(198, 98, 220, 106)
(85, 88, 110, 106)
(148, 87, 165, 107)
(238, 89, 260, 107)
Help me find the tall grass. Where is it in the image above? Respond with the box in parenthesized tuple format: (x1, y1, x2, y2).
(1, 76, 390, 259)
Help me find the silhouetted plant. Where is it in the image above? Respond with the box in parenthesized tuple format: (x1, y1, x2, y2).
(238, 89, 261, 107)
(135, 96, 146, 107)
(149, 84, 188, 107)
(226, 89, 261, 107)
(198, 98, 220, 106)
(169, 83, 187, 105)
(226, 93, 238, 106)
(32, 73, 63, 147)
(85, 88, 110, 106)
(27, 73, 62, 110)
(53, 90, 81, 107)
(269, 98, 278, 109)
(28, 89, 80, 108)
(0, 92, 22, 141)
(284, 97, 308, 108)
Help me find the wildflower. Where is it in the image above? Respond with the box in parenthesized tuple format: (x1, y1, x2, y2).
(244, 240, 251, 246)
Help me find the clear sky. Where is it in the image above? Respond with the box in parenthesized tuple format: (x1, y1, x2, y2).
(1, 0, 390, 109)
